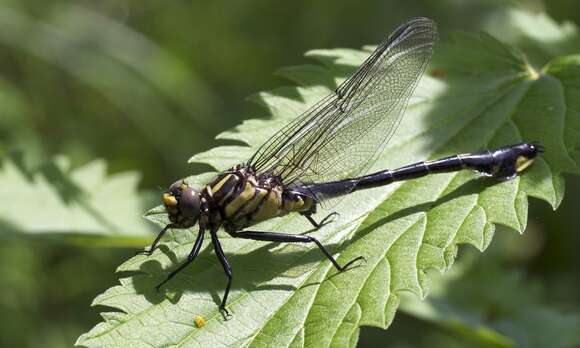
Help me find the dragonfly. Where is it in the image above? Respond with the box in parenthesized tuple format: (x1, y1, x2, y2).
(138, 17, 543, 318)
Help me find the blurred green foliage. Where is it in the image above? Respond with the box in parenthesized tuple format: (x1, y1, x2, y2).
(0, 1, 579, 347)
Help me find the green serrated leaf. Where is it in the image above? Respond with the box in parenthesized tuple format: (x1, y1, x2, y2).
(188, 146, 253, 171)
(77, 16, 580, 348)
(0, 152, 155, 246)
(276, 64, 337, 88)
(400, 240, 580, 348)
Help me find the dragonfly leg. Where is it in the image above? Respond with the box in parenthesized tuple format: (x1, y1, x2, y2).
(155, 226, 205, 291)
(210, 228, 233, 320)
(227, 230, 365, 272)
(303, 212, 339, 229)
(136, 224, 172, 256)
(319, 212, 340, 226)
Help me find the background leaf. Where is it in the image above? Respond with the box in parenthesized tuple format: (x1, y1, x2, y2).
(397, 230, 580, 348)
(0, 151, 155, 246)
(77, 13, 580, 348)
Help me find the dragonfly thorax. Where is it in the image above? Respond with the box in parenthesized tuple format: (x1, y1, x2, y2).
(200, 166, 314, 230)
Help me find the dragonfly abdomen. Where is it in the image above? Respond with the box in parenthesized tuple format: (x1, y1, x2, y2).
(306, 143, 541, 199)
(354, 143, 539, 190)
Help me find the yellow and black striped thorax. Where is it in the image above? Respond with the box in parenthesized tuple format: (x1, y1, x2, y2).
(202, 167, 314, 229)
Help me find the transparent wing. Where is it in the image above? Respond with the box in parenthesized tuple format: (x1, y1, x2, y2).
(248, 17, 437, 191)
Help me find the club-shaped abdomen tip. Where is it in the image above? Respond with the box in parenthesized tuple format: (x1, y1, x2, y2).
(515, 142, 543, 174)
(515, 155, 535, 173)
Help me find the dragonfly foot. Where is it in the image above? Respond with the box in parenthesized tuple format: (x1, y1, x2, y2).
(319, 212, 340, 227)
(220, 306, 232, 320)
(340, 256, 366, 271)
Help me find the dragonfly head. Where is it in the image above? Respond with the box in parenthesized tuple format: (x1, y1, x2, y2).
(162, 180, 201, 228)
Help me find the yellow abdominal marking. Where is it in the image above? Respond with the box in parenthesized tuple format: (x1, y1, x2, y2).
(515, 156, 534, 173)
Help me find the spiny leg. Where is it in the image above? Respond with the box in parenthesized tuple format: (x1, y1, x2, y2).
(155, 226, 205, 291)
(228, 230, 365, 271)
(136, 224, 172, 256)
(210, 228, 233, 319)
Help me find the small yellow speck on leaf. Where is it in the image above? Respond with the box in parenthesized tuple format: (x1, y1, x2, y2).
(194, 315, 206, 328)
